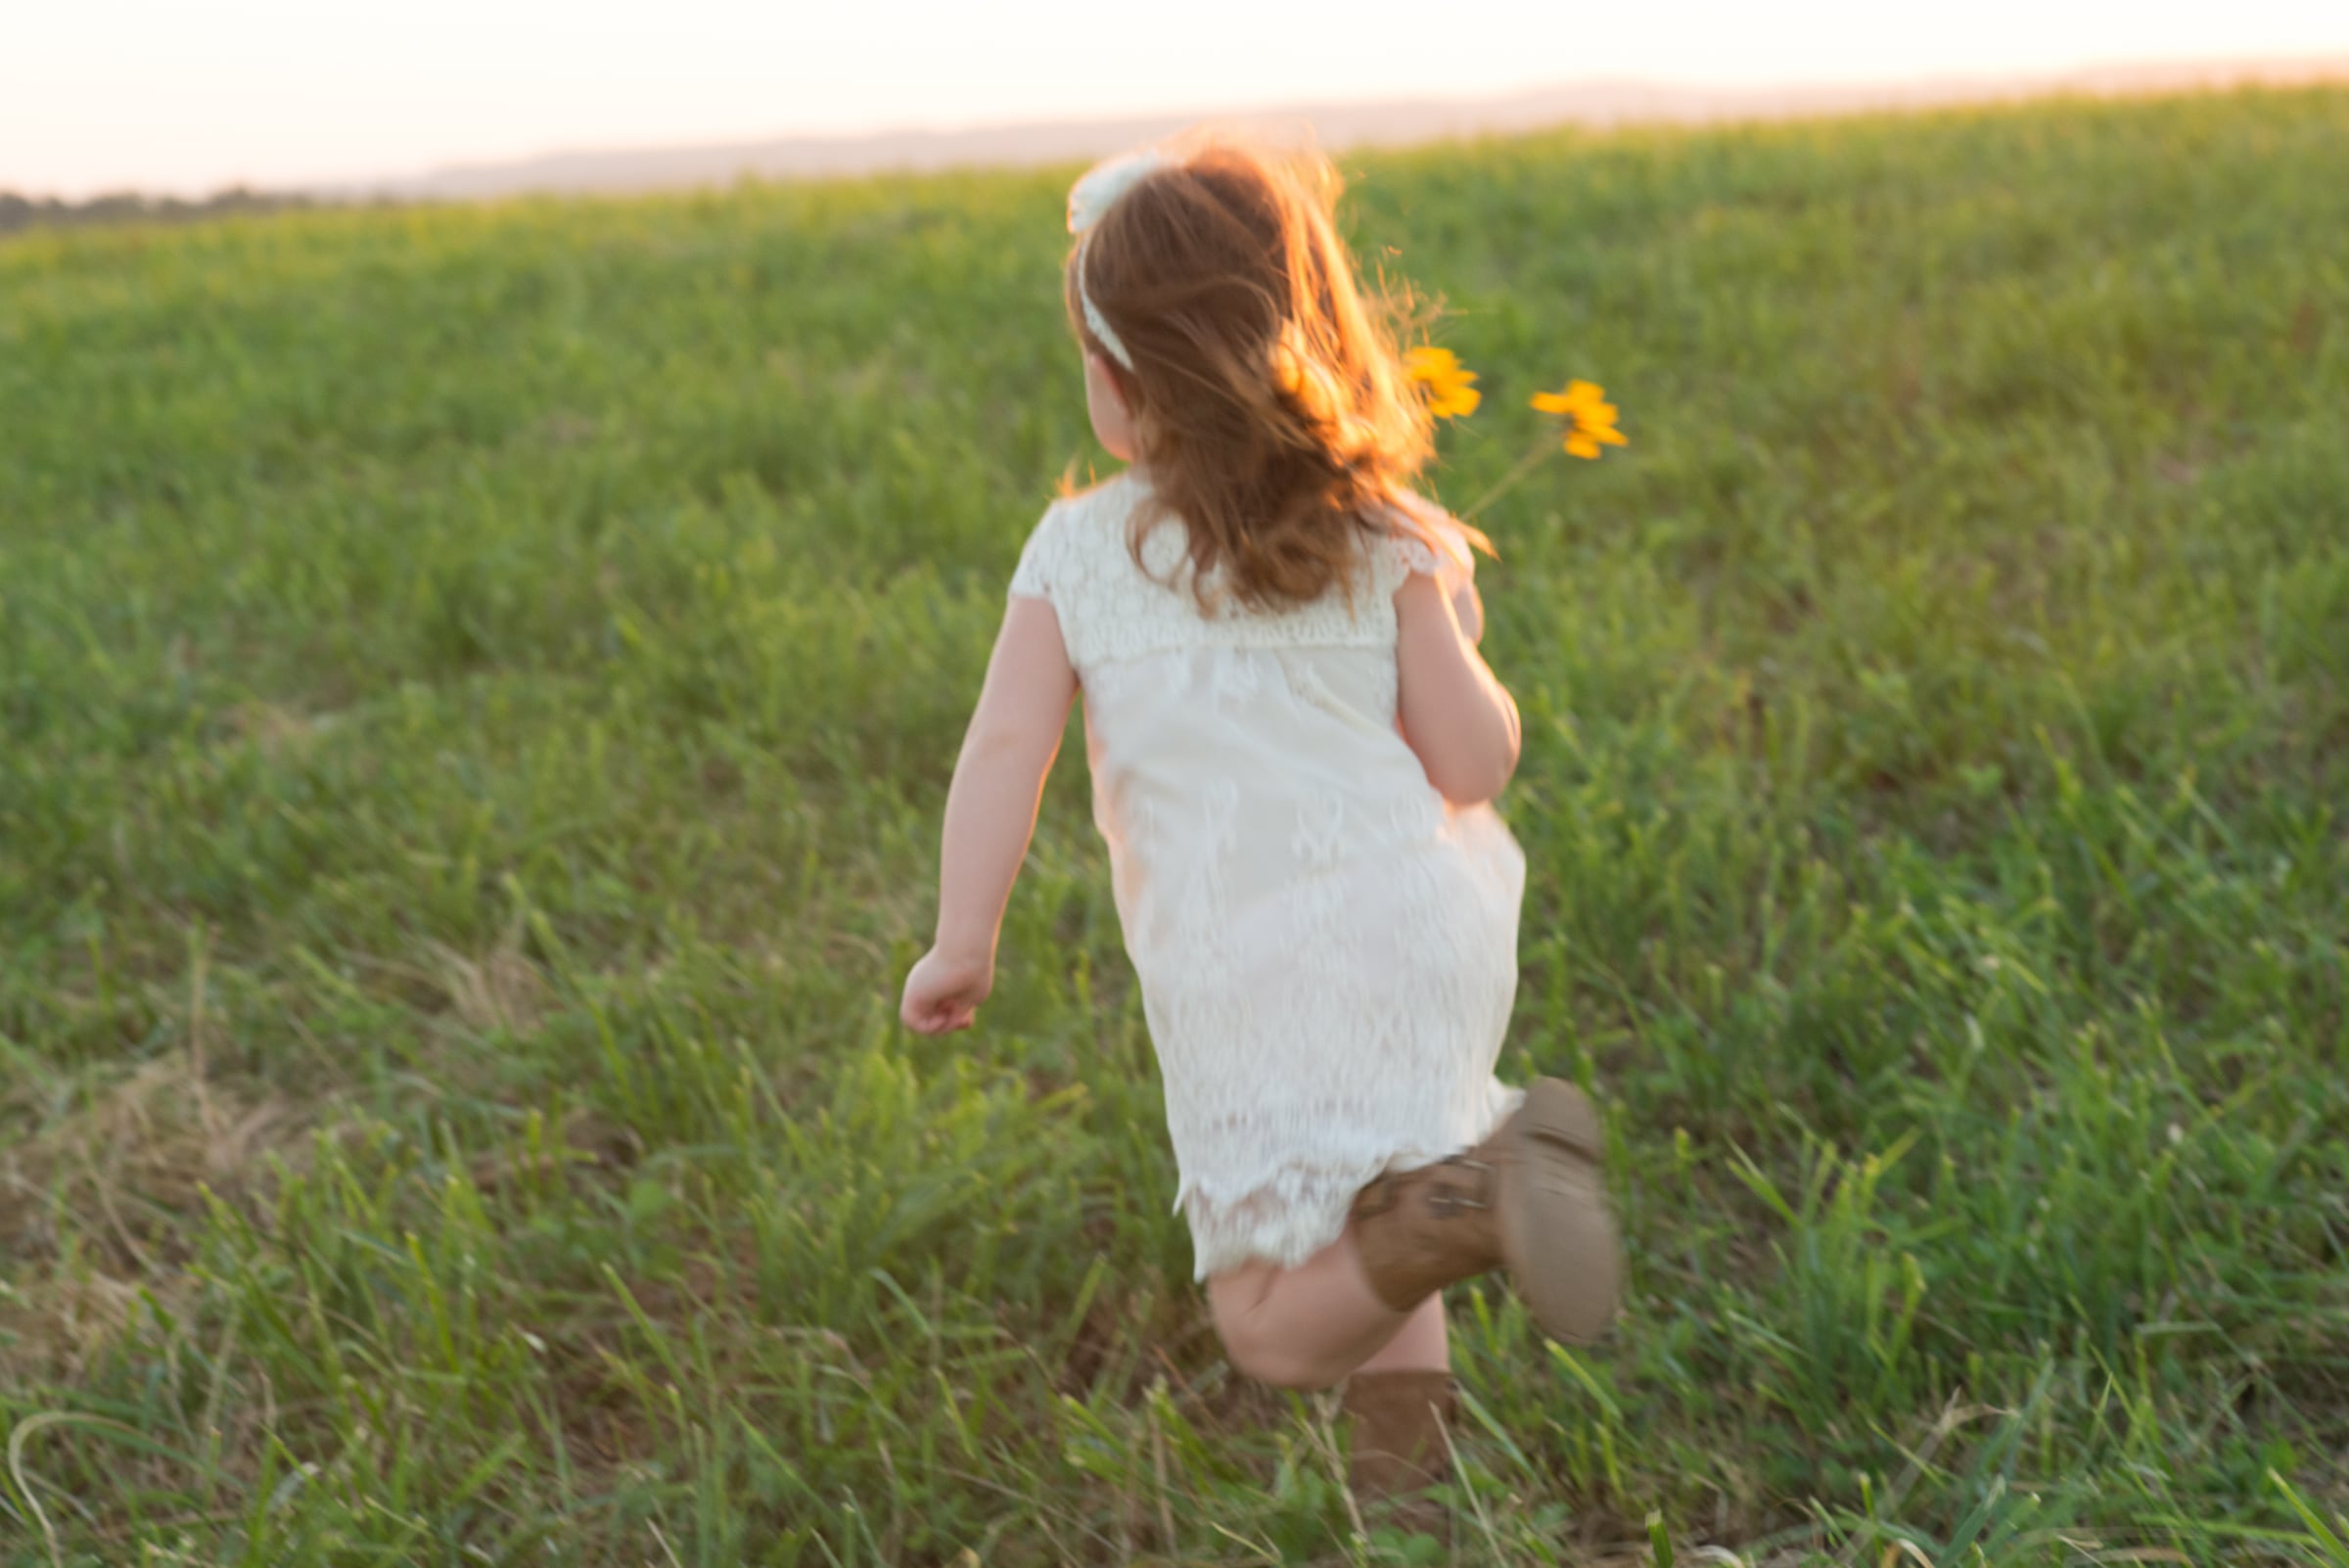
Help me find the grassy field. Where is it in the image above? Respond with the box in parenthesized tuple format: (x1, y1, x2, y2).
(3, 86, 2347, 1566)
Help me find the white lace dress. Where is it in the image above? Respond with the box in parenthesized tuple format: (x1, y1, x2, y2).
(1010, 472, 1527, 1280)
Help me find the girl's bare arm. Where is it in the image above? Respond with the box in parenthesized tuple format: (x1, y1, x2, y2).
(900, 595, 1078, 1034)
(1394, 571, 1520, 807)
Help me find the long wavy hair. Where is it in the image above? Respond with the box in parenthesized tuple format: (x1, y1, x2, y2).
(1066, 140, 1474, 612)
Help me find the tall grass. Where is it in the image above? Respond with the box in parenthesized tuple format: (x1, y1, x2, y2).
(2, 86, 2345, 1565)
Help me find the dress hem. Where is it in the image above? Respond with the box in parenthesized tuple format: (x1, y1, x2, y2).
(1175, 1086, 1525, 1281)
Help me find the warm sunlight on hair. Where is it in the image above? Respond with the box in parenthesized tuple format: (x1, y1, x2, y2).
(1062, 138, 1457, 613)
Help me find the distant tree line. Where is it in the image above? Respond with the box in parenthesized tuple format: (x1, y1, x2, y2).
(0, 186, 311, 237)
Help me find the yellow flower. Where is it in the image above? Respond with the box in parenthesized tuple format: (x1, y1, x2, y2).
(1530, 379, 1628, 459)
(1405, 346, 1482, 419)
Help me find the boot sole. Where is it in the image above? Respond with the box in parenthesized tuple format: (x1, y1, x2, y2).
(1496, 1078, 1622, 1344)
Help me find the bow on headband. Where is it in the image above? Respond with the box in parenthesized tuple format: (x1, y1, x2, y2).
(1068, 148, 1170, 371)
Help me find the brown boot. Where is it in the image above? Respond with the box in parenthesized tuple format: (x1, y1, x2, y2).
(1351, 1079, 1621, 1345)
(1343, 1369, 1453, 1538)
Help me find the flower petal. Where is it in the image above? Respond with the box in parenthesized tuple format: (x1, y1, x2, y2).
(1594, 423, 1628, 446)
(1530, 391, 1573, 414)
(1565, 380, 1603, 407)
(1566, 432, 1600, 459)
(1406, 346, 1456, 381)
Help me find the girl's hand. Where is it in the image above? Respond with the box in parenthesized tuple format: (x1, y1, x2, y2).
(900, 945, 994, 1034)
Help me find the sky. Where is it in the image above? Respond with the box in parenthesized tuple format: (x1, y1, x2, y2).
(6, 0, 2347, 198)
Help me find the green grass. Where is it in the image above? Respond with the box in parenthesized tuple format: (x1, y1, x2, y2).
(3, 85, 2346, 1566)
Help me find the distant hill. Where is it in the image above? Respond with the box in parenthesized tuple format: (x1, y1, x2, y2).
(0, 187, 308, 236)
(338, 54, 2349, 203)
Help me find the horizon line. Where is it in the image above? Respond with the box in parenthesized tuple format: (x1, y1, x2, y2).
(338, 52, 2349, 204)
(14, 50, 2346, 206)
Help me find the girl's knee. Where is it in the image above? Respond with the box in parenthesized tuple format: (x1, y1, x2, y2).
(1209, 1298, 1346, 1391)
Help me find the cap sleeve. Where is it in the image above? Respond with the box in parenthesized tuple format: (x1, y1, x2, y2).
(1376, 494, 1476, 594)
(1008, 502, 1065, 602)
(1387, 530, 1447, 578)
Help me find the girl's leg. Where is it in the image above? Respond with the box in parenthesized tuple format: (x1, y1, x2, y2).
(1353, 1293, 1448, 1375)
(1206, 1225, 1419, 1390)
(1343, 1302, 1455, 1520)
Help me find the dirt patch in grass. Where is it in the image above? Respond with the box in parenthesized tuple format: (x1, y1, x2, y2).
(427, 939, 550, 1038)
(0, 1055, 293, 1380)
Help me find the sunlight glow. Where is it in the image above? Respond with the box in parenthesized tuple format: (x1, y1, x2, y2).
(6, 0, 2346, 196)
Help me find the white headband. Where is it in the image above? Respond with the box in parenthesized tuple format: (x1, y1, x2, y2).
(1067, 148, 1170, 371)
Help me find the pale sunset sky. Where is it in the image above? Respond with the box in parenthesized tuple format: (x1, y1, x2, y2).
(6, 0, 2346, 197)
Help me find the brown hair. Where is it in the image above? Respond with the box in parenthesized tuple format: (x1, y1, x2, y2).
(1066, 140, 1475, 612)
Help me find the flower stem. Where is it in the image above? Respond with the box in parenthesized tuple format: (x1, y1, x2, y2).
(1454, 435, 1559, 523)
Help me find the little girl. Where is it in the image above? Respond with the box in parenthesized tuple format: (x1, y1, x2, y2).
(899, 137, 1621, 1514)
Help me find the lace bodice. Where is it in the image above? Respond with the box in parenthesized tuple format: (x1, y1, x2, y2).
(1008, 473, 1467, 668)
